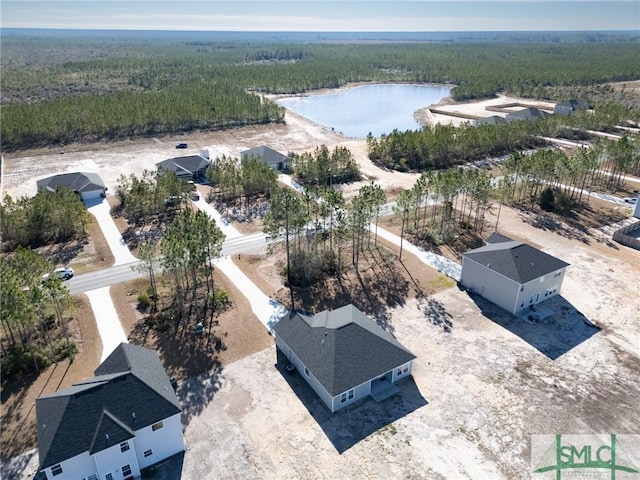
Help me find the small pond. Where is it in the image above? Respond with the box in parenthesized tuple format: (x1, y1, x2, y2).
(276, 83, 451, 138)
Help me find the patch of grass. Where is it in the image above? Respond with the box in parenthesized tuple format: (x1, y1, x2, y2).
(430, 275, 455, 290)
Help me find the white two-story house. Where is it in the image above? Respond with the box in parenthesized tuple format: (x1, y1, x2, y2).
(36, 343, 184, 480)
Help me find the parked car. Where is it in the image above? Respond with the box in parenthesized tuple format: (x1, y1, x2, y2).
(623, 197, 638, 204)
(42, 267, 74, 282)
(175, 142, 188, 149)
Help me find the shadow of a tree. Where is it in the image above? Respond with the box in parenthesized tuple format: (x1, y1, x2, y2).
(128, 313, 225, 426)
(418, 297, 453, 333)
(289, 245, 410, 335)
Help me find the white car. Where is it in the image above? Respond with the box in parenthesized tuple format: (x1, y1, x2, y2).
(623, 197, 638, 205)
(42, 267, 74, 282)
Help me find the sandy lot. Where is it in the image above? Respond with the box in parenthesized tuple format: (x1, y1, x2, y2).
(2, 90, 639, 479)
(178, 203, 640, 480)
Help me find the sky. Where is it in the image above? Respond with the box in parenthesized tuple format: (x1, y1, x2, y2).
(1, 1, 639, 32)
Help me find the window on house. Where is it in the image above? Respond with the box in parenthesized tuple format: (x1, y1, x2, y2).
(87, 475, 98, 480)
(144, 449, 153, 457)
(520, 285, 524, 292)
(348, 389, 354, 400)
(51, 464, 63, 476)
(151, 421, 164, 431)
(122, 465, 132, 476)
(120, 441, 130, 452)
(340, 392, 347, 403)
(403, 365, 409, 373)
(304, 367, 309, 377)
(105, 474, 114, 480)
(397, 368, 402, 376)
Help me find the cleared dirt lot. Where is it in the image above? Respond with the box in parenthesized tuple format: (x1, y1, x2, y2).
(2, 91, 639, 479)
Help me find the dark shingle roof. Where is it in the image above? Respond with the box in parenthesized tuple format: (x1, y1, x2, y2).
(36, 344, 181, 469)
(241, 146, 288, 165)
(156, 155, 209, 175)
(463, 241, 569, 284)
(486, 232, 513, 244)
(36, 172, 105, 194)
(505, 107, 549, 123)
(274, 305, 415, 396)
(474, 115, 506, 126)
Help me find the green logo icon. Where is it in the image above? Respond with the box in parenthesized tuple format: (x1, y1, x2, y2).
(533, 434, 639, 479)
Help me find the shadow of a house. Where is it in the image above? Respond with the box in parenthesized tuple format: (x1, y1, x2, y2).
(465, 290, 600, 360)
(275, 359, 428, 454)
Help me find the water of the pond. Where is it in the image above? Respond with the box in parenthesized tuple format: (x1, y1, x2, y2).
(276, 83, 451, 138)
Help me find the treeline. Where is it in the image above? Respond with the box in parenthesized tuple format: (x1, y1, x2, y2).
(1, 79, 284, 150)
(3, 38, 640, 149)
(0, 188, 89, 250)
(367, 106, 640, 172)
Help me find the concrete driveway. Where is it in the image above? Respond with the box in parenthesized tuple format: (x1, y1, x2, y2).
(85, 198, 137, 265)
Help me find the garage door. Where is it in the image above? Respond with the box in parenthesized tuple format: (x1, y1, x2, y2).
(80, 189, 104, 200)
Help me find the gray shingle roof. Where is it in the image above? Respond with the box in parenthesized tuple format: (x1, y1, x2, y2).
(486, 232, 513, 244)
(505, 107, 549, 123)
(241, 146, 288, 166)
(274, 305, 416, 396)
(156, 155, 209, 175)
(36, 344, 181, 469)
(36, 172, 105, 194)
(463, 241, 569, 284)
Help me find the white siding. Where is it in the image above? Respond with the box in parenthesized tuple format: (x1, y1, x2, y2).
(331, 380, 371, 412)
(275, 335, 335, 411)
(93, 441, 140, 480)
(392, 361, 413, 383)
(460, 256, 521, 313)
(42, 451, 95, 480)
(514, 267, 566, 312)
(133, 413, 184, 469)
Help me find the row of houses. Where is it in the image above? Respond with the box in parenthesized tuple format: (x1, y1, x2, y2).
(35, 146, 290, 199)
(474, 99, 589, 126)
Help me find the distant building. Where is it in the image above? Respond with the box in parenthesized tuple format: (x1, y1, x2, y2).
(273, 304, 416, 413)
(35, 343, 184, 480)
(474, 115, 506, 126)
(241, 145, 290, 171)
(460, 234, 570, 314)
(156, 154, 209, 181)
(505, 107, 550, 123)
(36, 172, 107, 201)
(554, 99, 590, 116)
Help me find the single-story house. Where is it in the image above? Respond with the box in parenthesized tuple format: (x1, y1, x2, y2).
(460, 232, 570, 314)
(240, 145, 290, 171)
(505, 107, 550, 123)
(35, 343, 184, 480)
(273, 304, 416, 413)
(554, 99, 590, 116)
(474, 115, 506, 126)
(36, 172, 107, 201)
(156, 154, 209, 181)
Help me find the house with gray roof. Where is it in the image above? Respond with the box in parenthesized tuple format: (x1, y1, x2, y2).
(241, 145, 290, 171)
(36, 172, 107, 201)
(35, 343, 184, 480)
(554, 99, 589, 116)
(460, 234, 569, 314)
(156, 154, 209, 180)
(474, 115, 506, 127)
(505, 107, 550, 123)
(273, 304, 416, 413)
